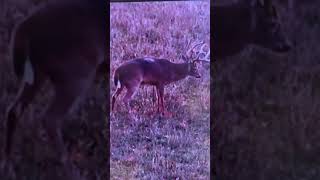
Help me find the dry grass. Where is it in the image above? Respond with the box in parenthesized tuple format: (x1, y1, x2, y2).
(110, 1, 210, 179)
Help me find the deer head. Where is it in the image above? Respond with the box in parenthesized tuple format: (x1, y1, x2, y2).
(250, 0, 291, 52)
(213, 0, 291, 58)
(182, 40, 210, 78)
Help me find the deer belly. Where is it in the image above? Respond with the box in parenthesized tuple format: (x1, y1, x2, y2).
(140, 73, 163, 85)
(141, 80, 158, 86)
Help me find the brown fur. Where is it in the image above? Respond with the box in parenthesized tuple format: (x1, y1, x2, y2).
(111, 58, 201, 114)
(4, 1, 106, 179)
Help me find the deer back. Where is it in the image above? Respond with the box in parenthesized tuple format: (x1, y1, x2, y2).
(11, 0, 106, 82)
(115, 58, 192, 86)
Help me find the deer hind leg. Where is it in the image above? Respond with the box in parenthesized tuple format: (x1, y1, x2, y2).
(158, 86, 165, 114)
(5, 73, 44, 157)
(155, 86, 161, 113)
(158, 85, 171, 117)
(111, 85, 123, 111)
(123, 84, 139, 114)
(155, 85, 165, 115)
(152, 86, 158, 113)
(42, 73, 94, 180)
(42, 88, 78, 179)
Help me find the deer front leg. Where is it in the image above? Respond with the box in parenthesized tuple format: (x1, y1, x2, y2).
(42, 89, 77, 179)
(152, 86, 158, 113)
(145, 86, 158, 116)
(158, 85, 165, 114)
(158, 86, 172, 118)
(155, 86, 161, 113)
(42, 104, 79, 179)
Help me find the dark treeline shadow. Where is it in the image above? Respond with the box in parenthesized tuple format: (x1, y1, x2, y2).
(212, 0, 320, 180)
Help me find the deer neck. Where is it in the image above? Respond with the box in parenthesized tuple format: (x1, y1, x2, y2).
(168, 63, 189, 83)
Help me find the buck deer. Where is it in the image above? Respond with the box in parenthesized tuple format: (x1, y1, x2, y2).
(213, 0, 291, 59)
(3, 0, 106, 179)
(111, 41, 210, 116)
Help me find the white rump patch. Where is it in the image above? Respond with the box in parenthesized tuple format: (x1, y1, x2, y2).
(23, 59, 34, 85)
(116, 80, 121, 88)
(144, 57, 155, 62)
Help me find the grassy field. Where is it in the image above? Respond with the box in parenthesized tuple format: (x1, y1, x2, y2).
(110, 1, 210, 179)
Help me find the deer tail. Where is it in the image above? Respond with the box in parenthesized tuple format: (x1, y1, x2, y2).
(114, 71, 121, 88)
(10, 22, 34, 85)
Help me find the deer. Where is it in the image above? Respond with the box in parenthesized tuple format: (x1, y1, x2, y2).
(111, 41, 210, 116)
(2, 0, 106, 179)
(213, 0, 291, 59)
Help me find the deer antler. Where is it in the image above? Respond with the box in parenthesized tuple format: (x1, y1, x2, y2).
(184, 40, 210, 63)
(185, 41, 204, 60)
(195, 43, 210, 62)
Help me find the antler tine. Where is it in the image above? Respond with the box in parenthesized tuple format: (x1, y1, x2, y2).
(205, 49, 210, 61)
(186, 40, 204, 58)
(200, 44, 210, 62)
(202, 49, 210, 62)
(193, 43, 210, 63)
(186, 38, 192, 50)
